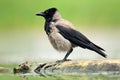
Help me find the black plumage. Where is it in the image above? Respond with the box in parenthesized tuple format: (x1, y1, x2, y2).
(56, 25, 106, 57)
(36, 8, 107, 61)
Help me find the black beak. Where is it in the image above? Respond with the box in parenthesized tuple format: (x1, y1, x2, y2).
(36, 12, 45, 16)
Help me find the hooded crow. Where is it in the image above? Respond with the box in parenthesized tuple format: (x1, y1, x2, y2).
(36, 8, 107, 61)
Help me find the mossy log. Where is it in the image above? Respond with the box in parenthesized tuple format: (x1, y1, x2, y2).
(34, 60, 120, 76)
(0, 67, 9, 73)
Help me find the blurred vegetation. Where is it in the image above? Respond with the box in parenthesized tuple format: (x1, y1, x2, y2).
(0, 0, 120, 29)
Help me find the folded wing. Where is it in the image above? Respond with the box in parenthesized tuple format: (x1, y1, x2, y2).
(56, 25, 107, 58)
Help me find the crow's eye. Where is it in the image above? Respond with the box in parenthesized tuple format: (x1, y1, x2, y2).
(45, 11, 48, 14)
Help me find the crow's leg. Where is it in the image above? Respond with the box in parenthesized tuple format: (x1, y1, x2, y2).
(56, 48, 73, 63)
(63, 48, 73, 61)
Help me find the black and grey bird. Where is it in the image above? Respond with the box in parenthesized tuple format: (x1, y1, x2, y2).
(36, 8, 107, 61)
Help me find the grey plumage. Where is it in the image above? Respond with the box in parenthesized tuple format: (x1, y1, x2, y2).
(36, 8, 107, 61)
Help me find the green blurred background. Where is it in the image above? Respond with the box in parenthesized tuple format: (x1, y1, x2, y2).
(0, 0, 120, 64)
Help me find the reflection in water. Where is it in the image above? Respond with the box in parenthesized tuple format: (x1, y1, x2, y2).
(53, 75, 120, 80)
(9, 74, 120, 80)
(1, 74, 120, 80)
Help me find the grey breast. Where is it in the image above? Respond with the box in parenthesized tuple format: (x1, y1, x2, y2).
(48, 22, 72, 52)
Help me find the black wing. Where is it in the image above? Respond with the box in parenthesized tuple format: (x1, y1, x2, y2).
(56, 25, 107, 58)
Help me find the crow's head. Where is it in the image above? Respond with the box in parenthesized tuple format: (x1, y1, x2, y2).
(36, 8, 57, 21)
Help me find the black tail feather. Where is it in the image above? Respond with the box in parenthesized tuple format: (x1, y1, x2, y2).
(92, 43, 105, 51)
(88, 43, 107, 58)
